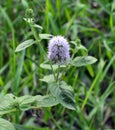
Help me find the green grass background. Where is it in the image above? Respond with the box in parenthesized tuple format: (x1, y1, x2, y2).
(0, 0, 115, 130)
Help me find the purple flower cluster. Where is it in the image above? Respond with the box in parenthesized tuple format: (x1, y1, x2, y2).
(48, 36, 70, 64)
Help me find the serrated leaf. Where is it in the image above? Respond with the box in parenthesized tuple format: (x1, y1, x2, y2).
(71, 56, 97, 67)
(0, 94, 17, 115)
(18, 95, 59, 110)
(0, 118, 15, 130)
(40, 63, 58, 70)
(15, 39, 36, 52)
(39, 34, 53, 39)
(0, 94, 59, 114)
(40, 73, 62, 83)
(35, 95, 59, 108)
(40, 63, 66, 70)
(49, 81, 76, 110)
(17, 95, 37, 110)
(40, 74, 55, 83)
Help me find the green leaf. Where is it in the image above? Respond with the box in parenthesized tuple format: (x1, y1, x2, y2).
(15, 39, 36, 52)
(0, 94, 59, 114)
(39, 34, 53, 39)
(78, 45, 88, 56)
(40, 63, 66, 70)
(49, 81, 76, 110)
(35, 95, 59, 108)
(17, 95, 37, 110)
(21, 0, 28, 8)
(0, 94, 17, 115)
(70, 41, 88, 56)
(40, 74, 55, 83)
(40, 63, 58, 70)
(32, 24, 43, 30)
(71, 56, 97, 67)
(13, 51, 25, 93)
(0, 118, 15, 130)
(40, 73, 62, 83)
(18, 95, 59, 110)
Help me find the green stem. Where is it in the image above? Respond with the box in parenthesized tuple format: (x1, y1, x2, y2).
(30, 24, 43, 54)
(49, 61, 57, 81)
(29, 23, 57, 81)
(56, 64, 60, 81)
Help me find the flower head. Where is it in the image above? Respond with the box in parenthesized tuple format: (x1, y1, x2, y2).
(48, 36, 70, 64)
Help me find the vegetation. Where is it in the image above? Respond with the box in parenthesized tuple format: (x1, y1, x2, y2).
(0, 0, 115, 130)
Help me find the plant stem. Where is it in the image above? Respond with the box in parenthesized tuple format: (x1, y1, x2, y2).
(56, 64, 60, 82)
(49, 61, 57, 81)
(29, 23, 57, 81)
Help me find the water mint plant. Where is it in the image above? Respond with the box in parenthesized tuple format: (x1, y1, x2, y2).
(1, 8, 97, 110)
(3, 4, 115, 130)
